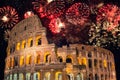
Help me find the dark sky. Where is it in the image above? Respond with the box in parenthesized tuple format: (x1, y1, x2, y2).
(0, 0, 120, 80)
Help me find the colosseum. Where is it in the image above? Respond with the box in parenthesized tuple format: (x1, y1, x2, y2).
(4, 15, 116, 80)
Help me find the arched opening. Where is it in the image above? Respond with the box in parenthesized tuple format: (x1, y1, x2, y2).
(10, 74, 12, 80)
(13, 74, 17, 80)
(14, 57, 18, 67)
(21, 40, 26, 49)
(94, 59, 98, 68)
(11, 57, 14, 68)
(44, 72, 51, 80)
(55, 72, 62, 80)
(66, 57, 72, 63)
(58, 57, 63, 62)
(89, 73, 93, 80)
(26, 55, 32, 65)
(44, 52, 51, 63)
(101, 74, 104, 80)
(19, 73, 24, 80)
(20, 56, 24, 67)
(16, 42, 20, 50)
(76, 73, 83, 80)
(34, 72, 40, 80)
(36, 36, 41, 45)
(36, 54, 40, 64)
(95, 74, 99, 80)
(88, 52, 92, 58)
(67, 74, 74, 80)
(81, 58, 87, 66)
(26, 73, 31, 80)
(28, 38, 33, 47)
(88, 59, 92, 68)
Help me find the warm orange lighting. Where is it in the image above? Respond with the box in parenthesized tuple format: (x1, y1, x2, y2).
(20, 56, 24, 67)
(16, 42, 20, 50)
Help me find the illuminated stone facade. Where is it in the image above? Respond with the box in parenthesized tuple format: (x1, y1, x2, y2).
(4, 15, 116, 80)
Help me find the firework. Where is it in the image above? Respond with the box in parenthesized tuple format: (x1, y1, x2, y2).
(42, 0, 65, 19)
(49, 18, 65, 33)
(24, 11, 34, 19)
(96, 4, 120, 31)
(32, 0, 47, 11)
(66, 2, 90, 25)
(0, 6, 19, 29)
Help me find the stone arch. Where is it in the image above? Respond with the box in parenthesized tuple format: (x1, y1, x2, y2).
(76, 73, 83, 80)
(67, 73, 74, 80)
(95, 74, 99, 80)
(26, 73, 31, 80)
(35, 54, 41, 64)
(13, 73, 17, 80)
(66, 56, 73, 63)
(33, 72, 40, 80)
(19, 56, 24, 67)
(55, 72, 62, 80)
(44, 52, 51, 63)
(19, 73, 24, 80)
(44, 72, 51, 80)
(89, 73, 93, 80)
(57, 56, 63, 62)
(26, 55, 32, 65)
(81, 57, 87, 66)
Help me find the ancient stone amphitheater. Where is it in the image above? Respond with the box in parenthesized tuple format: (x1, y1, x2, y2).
(4, 15, 116, 80)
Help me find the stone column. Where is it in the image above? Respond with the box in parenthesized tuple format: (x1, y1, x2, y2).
(50, 69, 55, 80)
(40, 70, 44, 80)
(30, 73, 33, 80)
(62, 68, 67, 80)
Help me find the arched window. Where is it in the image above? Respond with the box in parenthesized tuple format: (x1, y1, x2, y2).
(55, 72, 62, 80)
(26, 73, 31, 80)
(58, 57, 63, 62)
(7, 58, 10, 69)
(44, 72, 50, 80)
(101, 74, 104, 80)
(26, 55, 32, 65)
(21, 40, 26, 49)
(95, 74, 99, 80)
(20, 56, 24, 67)
(13, 74, 17, 80)
(10, 74, 12, 80)
(14, 57, 18, 67)
(11, 57, 14, 68)
(28, 38, 33, 47)
(16, 42, 20, 50)
(34, 72, 40, 80)
(19, 73, 24, 80)
(67, 74, 74, 80)
(88, 59, 92, 68)
(66, 56, 72, 63)
(88, 52, 92, 58)
(89, 73, 93, 80)
(94, 59, 97, 68)
(103, 60, 107, 68)
(81, 58, 87, 66)
(44, 52, 51, 63)
(36, 54, 40, 64)
(76, 73, 83, 80)
(36, 36, 41, 45)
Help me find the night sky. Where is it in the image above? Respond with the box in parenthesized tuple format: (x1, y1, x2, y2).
(0, 0, 120, 80)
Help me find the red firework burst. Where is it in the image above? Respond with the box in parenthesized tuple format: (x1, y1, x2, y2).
(66, 2, 90, 25)
(40, 0, 65, 19)
(97, 4, 120, 31)
(49, 18, 65, 33)
(0, 6, 19, 29)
